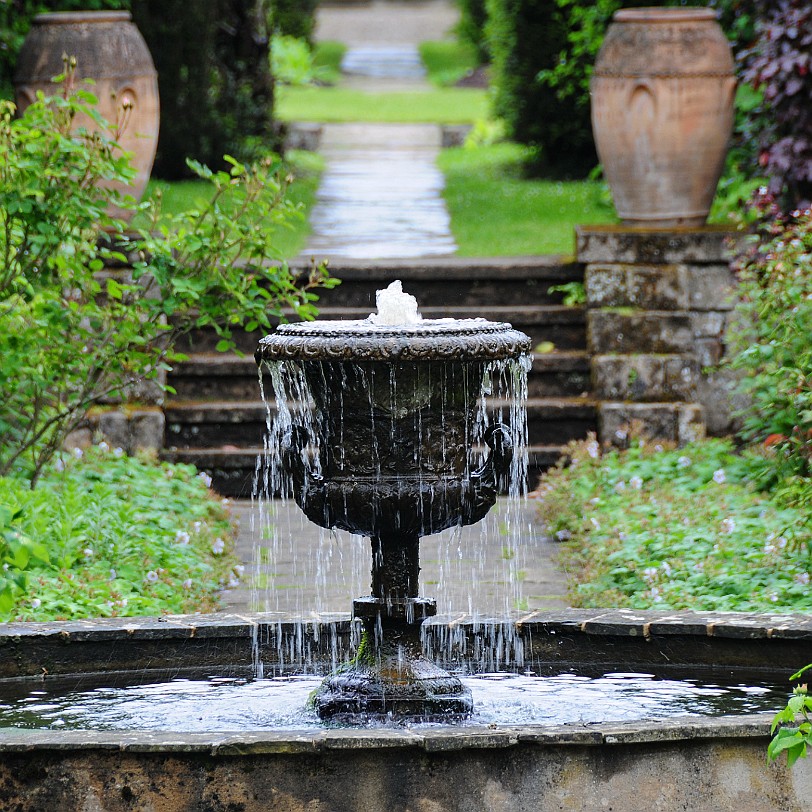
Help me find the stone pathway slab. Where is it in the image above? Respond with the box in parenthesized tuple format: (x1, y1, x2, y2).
(303, 123, 456, 259)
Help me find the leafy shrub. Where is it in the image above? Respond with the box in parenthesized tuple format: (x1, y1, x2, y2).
(269, 0, 317, 42)
(0, 447, 238, 620)
(455, 0, 489, 63)
(727, 191, 812, 480)
(132, 0, 276, 179)
(538, 437, 812, 611)
(739, 0, 812, 210)
(0, 79, 332, 484)
(485, 0, 597, 177)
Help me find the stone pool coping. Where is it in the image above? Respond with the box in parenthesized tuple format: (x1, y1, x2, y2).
(2, 608, 811, 682)
(0, 714, 774, 753)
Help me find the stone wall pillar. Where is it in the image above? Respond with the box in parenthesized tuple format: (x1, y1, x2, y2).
(576, 226, 741, 445)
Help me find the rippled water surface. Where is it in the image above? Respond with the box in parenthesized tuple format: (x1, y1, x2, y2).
(0, 672, 782, 732)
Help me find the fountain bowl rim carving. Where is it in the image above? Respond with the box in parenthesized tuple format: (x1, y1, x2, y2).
(256, 319, 532, 363)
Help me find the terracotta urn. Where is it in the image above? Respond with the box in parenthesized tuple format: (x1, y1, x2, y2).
(14, 11, 160, 220)
(590, 8, 735, 227)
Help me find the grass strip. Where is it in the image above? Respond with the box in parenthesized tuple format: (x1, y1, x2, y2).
(438, 143, 617, 256)
(275, 86, 487, 124)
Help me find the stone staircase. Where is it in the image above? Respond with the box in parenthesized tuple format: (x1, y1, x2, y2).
(162, 257, 596, 496)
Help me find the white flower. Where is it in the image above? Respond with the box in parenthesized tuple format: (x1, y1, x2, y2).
(661, 561, 673, 576)
(54, 458, 65, 472)
(654, 444, 664, 453)
(614, 429, 628, 442)
(30, 598, 41, 609)
(193, 521, 202, 532)
(795, 572, 810, 585)
(118, 598, 128, 607)
(586, 440, 600, 459)
(212, 538, 225, 555)
(109, 569, 117, 581)
(227, 574, 240, 588)
(721, 518, 736, 534)
(778, 536, 788, 549)
(198, 472, 213, 488)
(770, 593, 779, 603)
(221, 498, 231, 506)
(98, 441, 109, 452)
(71, 447, 83, 459)
(712, 469, 726, 484)
(694, 560, 705, 572)
(614, 480, 626, 493)
(82, 548, 93, 558)
(182, 578, 193, 589)
(590, 517, 601, 530)
(555, 529, 572, 542)
(113, 447, 125, 458)
(145, 570, 159, 583)
(677, 456, 692, 468)
(175, 530, 190, 546)
(618, 532, 628, 542)
(629, 476, 643, 490)
(234, 564, 245, 577)
(643, 567, 658, 583)
(764, 542, 777, 555)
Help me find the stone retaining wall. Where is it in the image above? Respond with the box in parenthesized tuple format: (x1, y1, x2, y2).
(577, 225, 741, 444)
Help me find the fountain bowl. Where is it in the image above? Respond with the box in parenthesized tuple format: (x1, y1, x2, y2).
(1, 609, 811, 811)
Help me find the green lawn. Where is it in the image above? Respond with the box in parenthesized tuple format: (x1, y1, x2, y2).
(275, 86, 487, 124)
(438, 143, 617, 256)
(137, 150, 323, 260)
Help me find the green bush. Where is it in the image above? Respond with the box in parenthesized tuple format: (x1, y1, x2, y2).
(455, 0, 489, 63)
(728, 193, 812, 480)
(0, 447, 238, 620)
(269, 0, 317, 42)
(0, 80, 332, 484)
(132, 0, 276, 179)
(485, 0, 598, 177)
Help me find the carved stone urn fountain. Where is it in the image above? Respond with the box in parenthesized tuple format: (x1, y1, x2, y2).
(256, 283, 531, 719)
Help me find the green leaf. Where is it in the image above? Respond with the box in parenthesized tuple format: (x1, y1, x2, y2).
(106, 278, 123, 300)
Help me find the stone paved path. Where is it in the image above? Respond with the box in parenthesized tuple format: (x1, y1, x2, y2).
(304, 123, 456, 259)
(302, 1, 458, 259)
(223, 498, 569, 615)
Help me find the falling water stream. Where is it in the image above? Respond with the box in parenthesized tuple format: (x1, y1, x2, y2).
(250, 283, 532, 674)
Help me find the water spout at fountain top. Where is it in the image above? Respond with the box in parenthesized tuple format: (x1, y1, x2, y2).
(369, 280, 422, 325)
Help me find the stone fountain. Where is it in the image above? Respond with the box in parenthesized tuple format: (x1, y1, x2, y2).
(255, 282, 531, 718)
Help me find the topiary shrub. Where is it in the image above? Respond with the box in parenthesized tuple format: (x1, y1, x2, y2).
(131, 0, 275, 179)
(456, 0, 489, 64)
(269, 0, 317, 43)
(486, 0, 597, 177)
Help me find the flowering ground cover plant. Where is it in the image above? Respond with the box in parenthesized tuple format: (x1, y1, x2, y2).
(0, 446, 239, 621)
(538, 437, 812, 612)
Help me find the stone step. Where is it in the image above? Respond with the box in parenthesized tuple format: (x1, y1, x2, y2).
(292, 256, 584, 309)
(161, 443, 572, 499)
(179, 305, 588, 355)
(167, 350, 591, 401)
(163, 396, 597, 449)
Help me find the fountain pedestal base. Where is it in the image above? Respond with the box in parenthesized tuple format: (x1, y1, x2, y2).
(313, 620, 472, 720)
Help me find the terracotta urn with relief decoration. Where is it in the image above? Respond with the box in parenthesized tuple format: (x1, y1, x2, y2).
(14, 11, 159, 221)
(590, 8, 735, 227)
